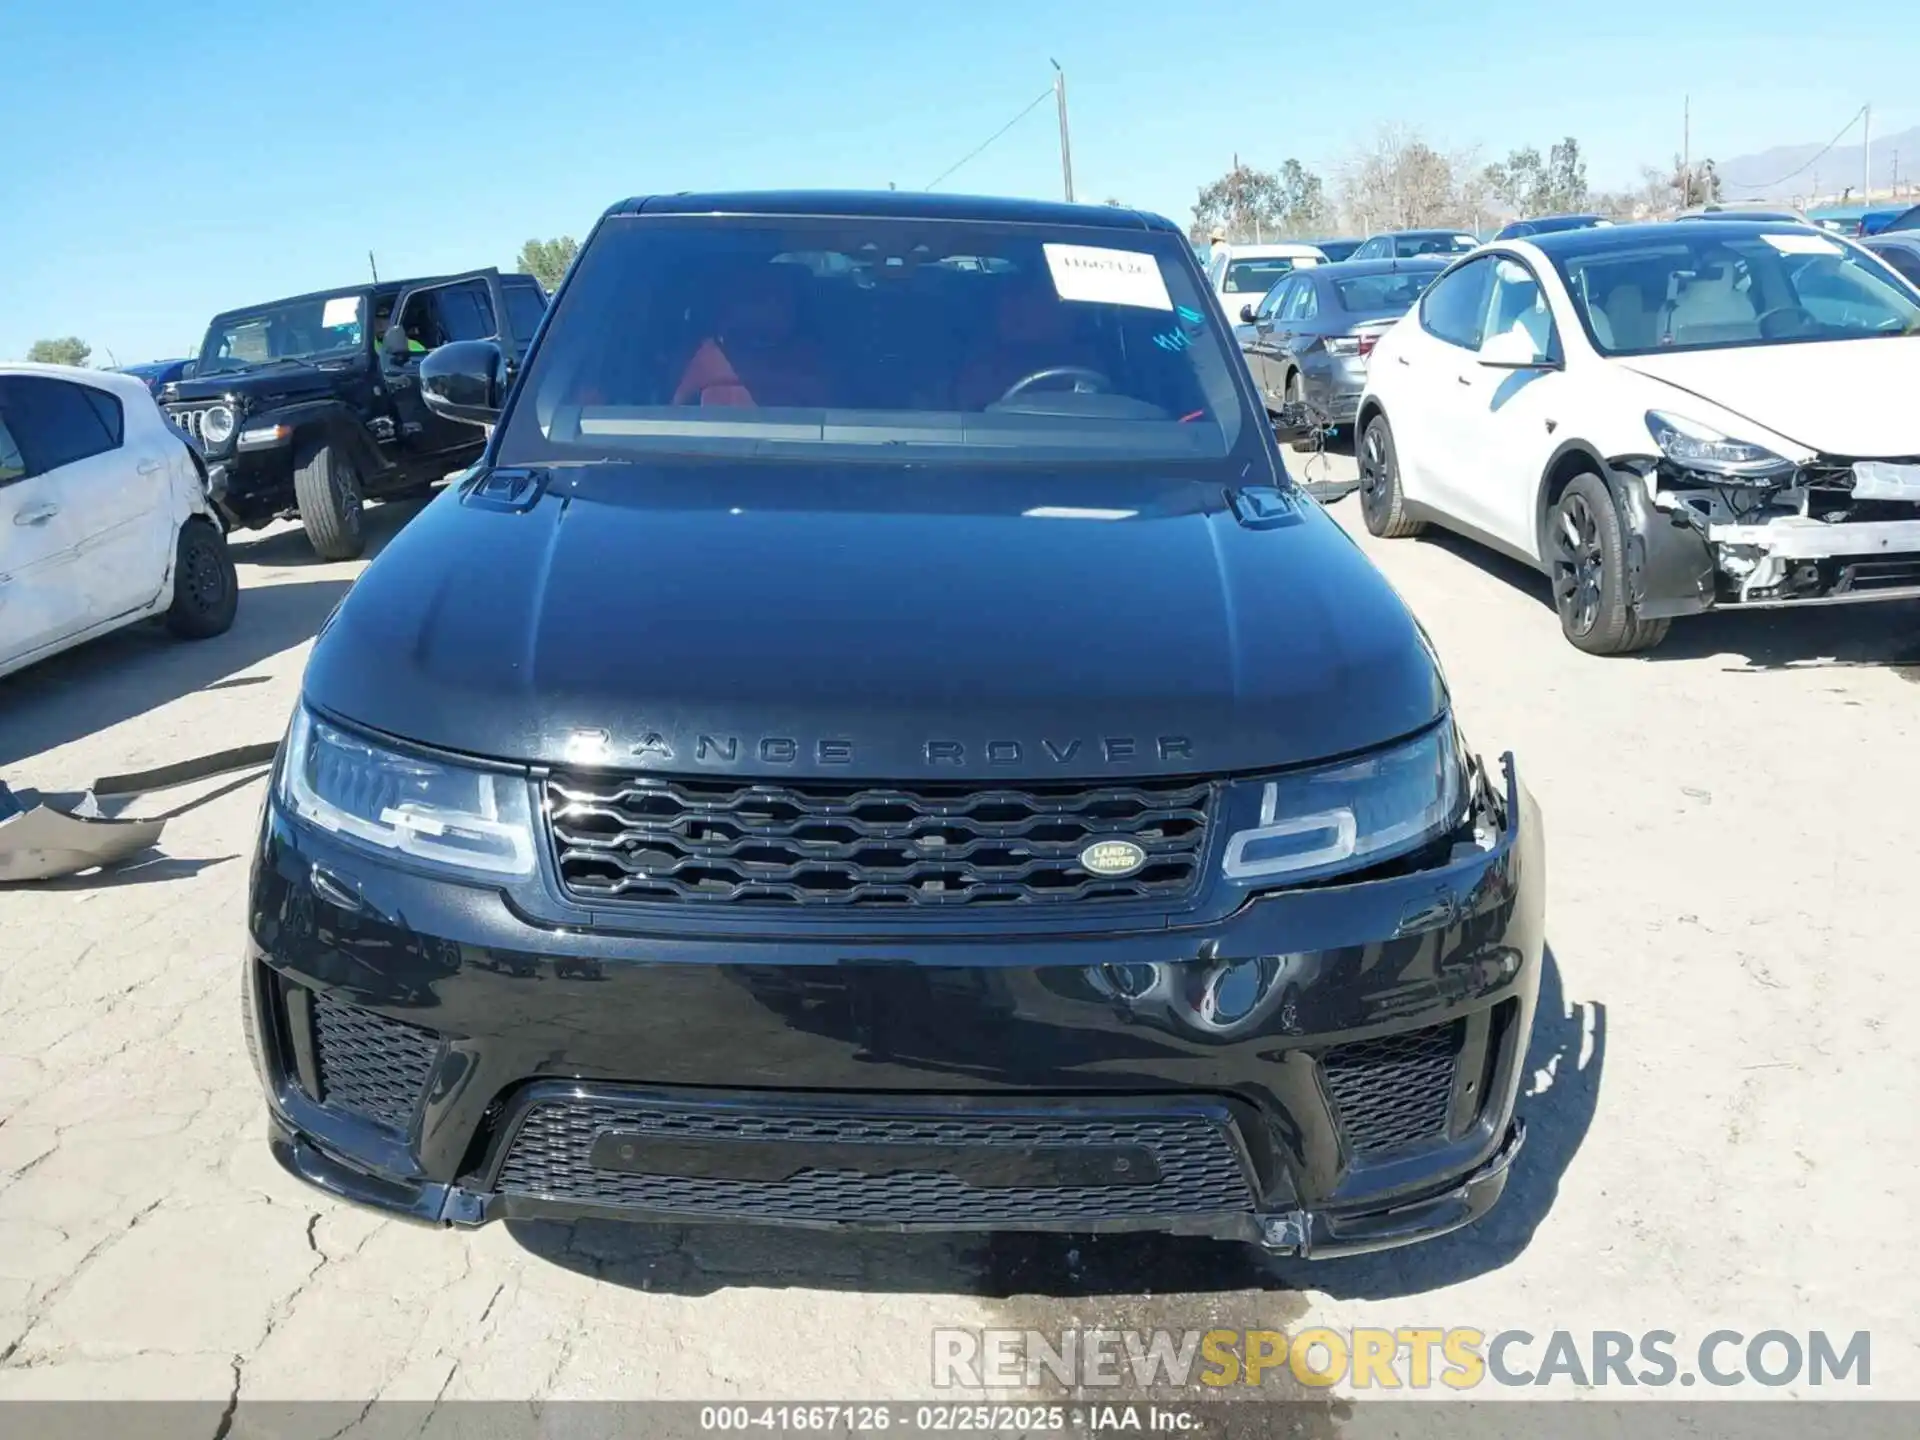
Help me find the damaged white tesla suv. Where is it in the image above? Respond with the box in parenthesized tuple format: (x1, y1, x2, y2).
(1355, 218, 1920, 653)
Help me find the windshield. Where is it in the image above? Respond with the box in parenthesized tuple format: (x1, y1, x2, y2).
(498, 216, 1252, 466)
(1395, 233, 1478, 257)
(1221, 257, 1298, 294)
(196, 292, 368, 373)
(1334, 271, 1440, 313)
(1313, 240, 1361, 262)
(1549, 228, 1920, 355)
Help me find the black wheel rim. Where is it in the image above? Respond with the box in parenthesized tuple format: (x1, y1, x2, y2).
(180, 533, 226, 612)
(1551, 493, 1605, 636)
(335, 461, 364, 538)
(1359, 425, 1390, 525)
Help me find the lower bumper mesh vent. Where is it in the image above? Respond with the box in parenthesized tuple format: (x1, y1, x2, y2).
(1321, 1020, 1462, 1156)
(311, 994, 440, 1131)
(494, 1097, 1253, 1226)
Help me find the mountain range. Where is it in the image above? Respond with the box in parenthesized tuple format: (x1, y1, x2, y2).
(1712, 123, 1920, 205)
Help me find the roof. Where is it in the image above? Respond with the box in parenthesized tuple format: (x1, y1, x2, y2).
(1864, 233, 1920, 250)
(203, 269, 530, 325)
(609, 189, 1179, 234)
(1525, 217, 1835, 255)
(1214, 241, 1325, 257)
(0, 362, 155, 400)
(1304, 256, 1450, 279)
(1370, 227, 1476, 237)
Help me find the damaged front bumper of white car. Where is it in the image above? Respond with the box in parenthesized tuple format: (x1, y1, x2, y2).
(1606, 450, 1920, 617)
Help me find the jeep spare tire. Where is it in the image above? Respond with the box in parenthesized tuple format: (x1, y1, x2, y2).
(294, 439, 366, 561)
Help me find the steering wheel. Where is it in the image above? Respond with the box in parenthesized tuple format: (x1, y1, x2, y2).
(1756, 305, 1817, 338)
(998, 366, 1113, 403)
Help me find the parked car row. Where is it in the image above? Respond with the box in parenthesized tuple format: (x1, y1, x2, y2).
(1, 261, 549, 681)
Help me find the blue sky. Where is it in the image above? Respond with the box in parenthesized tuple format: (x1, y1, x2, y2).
(3, 0, 1913, 363)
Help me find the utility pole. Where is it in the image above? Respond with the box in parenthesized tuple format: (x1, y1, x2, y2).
(1050, 59, 1074, 203)
(1682, 94, 1690, 205)
(1863, 103, 1872, 202)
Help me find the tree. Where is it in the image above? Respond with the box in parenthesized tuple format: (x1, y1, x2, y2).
(1483, 137, 1588, 218)
(1544, 137, 1590, 212)
(1668, 156, 1722, 209)
(1276, 158, 1330, 235)
(1189, 157, 1331, 242)
(516, 236, 579, 293)
(1484, 146, 1547, 215)
(1190, 161, 1284, 243)
(1338, 127, 1477, 233)
(27, 337, 91, 367)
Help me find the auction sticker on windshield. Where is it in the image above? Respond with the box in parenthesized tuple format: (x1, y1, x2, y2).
(1044, 243, 1173, 310)
(1759, 232, 1843, 256)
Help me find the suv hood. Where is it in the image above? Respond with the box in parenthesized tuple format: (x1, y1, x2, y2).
(167, 364, 344, 407)
(1620, 336, 1920, 456)
(303, 465, 1446, 779)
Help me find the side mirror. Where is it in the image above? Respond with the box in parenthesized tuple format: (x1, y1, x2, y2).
(420, 340, 506, 426)
(1478, 328, 1557, 370)
(1239, 304, 1257, 322)
(382, 323, 413, 362)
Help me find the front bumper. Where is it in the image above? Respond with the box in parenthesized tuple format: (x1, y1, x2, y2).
(245, 757, 1544, 1258)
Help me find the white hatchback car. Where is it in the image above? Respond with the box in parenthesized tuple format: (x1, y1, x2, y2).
(1, 363, 237, 680)
(1205, 242, 1324, 325)
(1356, 219, 1920, 653)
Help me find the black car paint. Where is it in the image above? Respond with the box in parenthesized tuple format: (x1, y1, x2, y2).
(251, 191, 1545, 1255)
(304, 465, 1445, 781)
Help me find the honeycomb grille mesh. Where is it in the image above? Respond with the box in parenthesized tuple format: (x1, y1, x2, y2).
(495, 1099, 1252, 1224)
(311, 994, 440, 1131)
(546, 773, 1214, 908)
(1320, 1021, 1462, 1156)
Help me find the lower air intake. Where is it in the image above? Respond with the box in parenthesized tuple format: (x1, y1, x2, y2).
(493, 1095, 1252, 1226)
(311, 994, 440, 1132)
(1320, 1020, 1462, 1157)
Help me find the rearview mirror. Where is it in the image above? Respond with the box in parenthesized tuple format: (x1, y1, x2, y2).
(420, 340, 506, 426)
(1240, 304, 1257, 322)
(1478, 327, 1557, 370)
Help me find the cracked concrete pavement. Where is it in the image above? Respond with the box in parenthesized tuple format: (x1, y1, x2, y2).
(3, 464, 1919, 1407)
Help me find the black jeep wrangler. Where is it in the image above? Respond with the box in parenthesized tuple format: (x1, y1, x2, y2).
(161, 269, 546, 559)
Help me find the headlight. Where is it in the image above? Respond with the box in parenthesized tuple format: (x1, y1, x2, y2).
(1645, 410, 1793, 481)
(278, 707, 535, 877)
(200, 403, 237, 447)
(1220, 721, 1464, 886)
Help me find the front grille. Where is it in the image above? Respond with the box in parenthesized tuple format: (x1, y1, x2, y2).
(494, 1097, 1252, 1225)
(165, 405, 214, 444)
(311, 994, 440, 1131)
(546, 773, 1215, 908)
(1320, 1021, 1462, 1157)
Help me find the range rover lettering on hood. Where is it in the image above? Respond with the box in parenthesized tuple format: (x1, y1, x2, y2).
(600, 730, 1195, 768)
(302, 464, 1447, 778)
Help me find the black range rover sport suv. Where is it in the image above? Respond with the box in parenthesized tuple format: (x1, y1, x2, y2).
(244, 191, 1543, 1259)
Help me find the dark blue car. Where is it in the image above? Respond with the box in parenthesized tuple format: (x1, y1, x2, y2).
(115, 358, 193, 395)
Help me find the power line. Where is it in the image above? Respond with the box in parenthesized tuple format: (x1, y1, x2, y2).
(1724, 106, 1867, 192)
(925, 87, 1054, 191)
